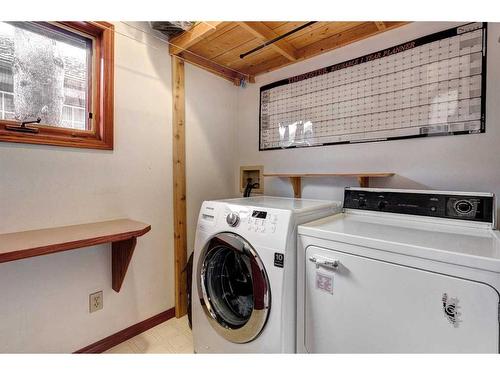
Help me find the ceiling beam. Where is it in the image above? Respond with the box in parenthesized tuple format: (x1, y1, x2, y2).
(238, 21, 299, 61)
(177, 51, 252, 86)
(169, 22, 223, 55)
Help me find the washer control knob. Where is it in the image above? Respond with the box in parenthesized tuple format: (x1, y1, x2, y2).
(377, 200, 388, 210)
(226, 212, 240, 227)
(358, 198, 367, 208)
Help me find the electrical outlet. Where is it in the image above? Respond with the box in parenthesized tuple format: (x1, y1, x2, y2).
(89, 291, 103, 313)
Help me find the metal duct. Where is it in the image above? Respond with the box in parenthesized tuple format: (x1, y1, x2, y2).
(150, 21, 194, 38)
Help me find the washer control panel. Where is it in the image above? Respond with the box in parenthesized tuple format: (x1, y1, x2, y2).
(247, 210, 278, 234)
(344, 189, 494, 224)
(223, 207, 279, 234)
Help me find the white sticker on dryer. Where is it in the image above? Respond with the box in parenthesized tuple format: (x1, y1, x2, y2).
(316, 272, 333, 294)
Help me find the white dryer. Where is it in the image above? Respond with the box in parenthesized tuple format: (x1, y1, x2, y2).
(192, 196, 341, 353)
(297, 188, 500, 353)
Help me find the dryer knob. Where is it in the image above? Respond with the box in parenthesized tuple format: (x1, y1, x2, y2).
(226, 212, 240, 227)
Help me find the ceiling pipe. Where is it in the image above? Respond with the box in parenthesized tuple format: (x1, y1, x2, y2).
(240, 21, 317, 59)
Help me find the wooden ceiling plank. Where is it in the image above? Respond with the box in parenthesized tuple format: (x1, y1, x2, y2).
(262, 21, 288, 30)
(169, 21, 224, 55)
(273, 21, 314, 36)
(189, 22, 238, 46)
(213, 38, 264, 67)
(170, 21, 409, 84)
(238, 21, 299, 61)
(189, 24, 256, 60)
(230, 47, 282, 72)
(225, 22, 348, 71)
(298, 21, 408, 60)
(216, 22, 315, 68)
(245, 21, 409, 76)
(286, 22, 366, 49)
(273, 21, 322, 39)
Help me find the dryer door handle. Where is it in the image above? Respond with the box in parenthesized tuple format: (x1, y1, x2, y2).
(309, 256, 340, 270)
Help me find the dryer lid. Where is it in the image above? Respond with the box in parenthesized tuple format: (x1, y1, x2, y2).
(299, 212, 500, 273)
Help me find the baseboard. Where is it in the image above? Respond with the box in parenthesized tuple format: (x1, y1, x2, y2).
(74, 307, 176, 353)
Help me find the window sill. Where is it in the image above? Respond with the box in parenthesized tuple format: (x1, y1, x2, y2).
(0, 121, 113, 150)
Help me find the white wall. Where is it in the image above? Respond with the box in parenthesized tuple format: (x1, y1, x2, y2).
(185, 64, 238, 252)
(236, 22, 500, 224)
(0, 22, 237, 353)
(0, 22, 173, 353)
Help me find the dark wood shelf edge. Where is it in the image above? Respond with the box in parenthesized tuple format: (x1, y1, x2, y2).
(0, 220, 151, 293)
(0, 226, 151, 264)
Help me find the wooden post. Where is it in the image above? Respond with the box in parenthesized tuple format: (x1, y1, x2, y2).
(172, 56, 188, 318)
(289, 177, 302, 198)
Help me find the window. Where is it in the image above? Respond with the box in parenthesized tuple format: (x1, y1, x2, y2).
(0, 22, 114, 149)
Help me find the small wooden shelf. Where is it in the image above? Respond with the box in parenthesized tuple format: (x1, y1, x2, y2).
(263, 172, 395, 198)
(0, 219, 151, 292)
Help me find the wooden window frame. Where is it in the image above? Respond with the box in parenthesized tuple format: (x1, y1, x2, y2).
(0, 21, 114, 150)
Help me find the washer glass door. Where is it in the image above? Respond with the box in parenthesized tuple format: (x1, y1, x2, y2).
(198, 232, 270, 343)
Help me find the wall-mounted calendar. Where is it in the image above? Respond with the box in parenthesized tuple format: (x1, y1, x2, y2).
(259, 23, 487, 151)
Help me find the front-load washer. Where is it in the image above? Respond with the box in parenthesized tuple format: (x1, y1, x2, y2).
(192, 196, 341, 353)
(297, 188, 500, 353)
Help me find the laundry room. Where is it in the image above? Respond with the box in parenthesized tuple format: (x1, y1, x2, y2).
(1, 0, 500, 373)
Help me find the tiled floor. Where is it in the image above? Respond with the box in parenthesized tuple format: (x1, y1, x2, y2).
(105, 316, 194, 354)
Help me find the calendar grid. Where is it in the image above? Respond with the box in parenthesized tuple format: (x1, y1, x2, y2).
(259, 23, 487, 151)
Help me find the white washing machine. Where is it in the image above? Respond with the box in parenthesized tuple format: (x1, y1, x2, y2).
(192, 196, 341, 353)
(297, 188, 500, 353)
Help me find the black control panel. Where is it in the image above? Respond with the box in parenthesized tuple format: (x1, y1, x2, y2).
(344, 189, 494, 224)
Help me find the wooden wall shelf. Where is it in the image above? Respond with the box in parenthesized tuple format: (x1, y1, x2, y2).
(0, 219, 151, 292)
(263, 172, 395, 198)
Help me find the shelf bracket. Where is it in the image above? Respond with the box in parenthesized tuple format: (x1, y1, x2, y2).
(358, 176, 369, 188)
(289, 176, 302, 198)
(112, 237, 137, 293)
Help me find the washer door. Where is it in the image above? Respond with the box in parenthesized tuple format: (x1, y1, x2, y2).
(198, 232, 271, 343)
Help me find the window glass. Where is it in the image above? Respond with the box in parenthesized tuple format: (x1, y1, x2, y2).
(0, 22, 91, 130)
(204, 246, 255, 329)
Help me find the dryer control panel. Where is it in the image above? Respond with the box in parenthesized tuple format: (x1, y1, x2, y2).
(344, 189, 495, 224)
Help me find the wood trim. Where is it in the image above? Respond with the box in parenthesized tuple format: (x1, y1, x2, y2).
(74, 308, 176, 353)
(0, 21, 114, 150)
(177, 51, 249, 85)
(263, 173, 395, 178)
(238, 22, 298, 61)
(374, 21, 387, 31)
(169, 22, 223, 55)
(172, 56, 188, 318)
